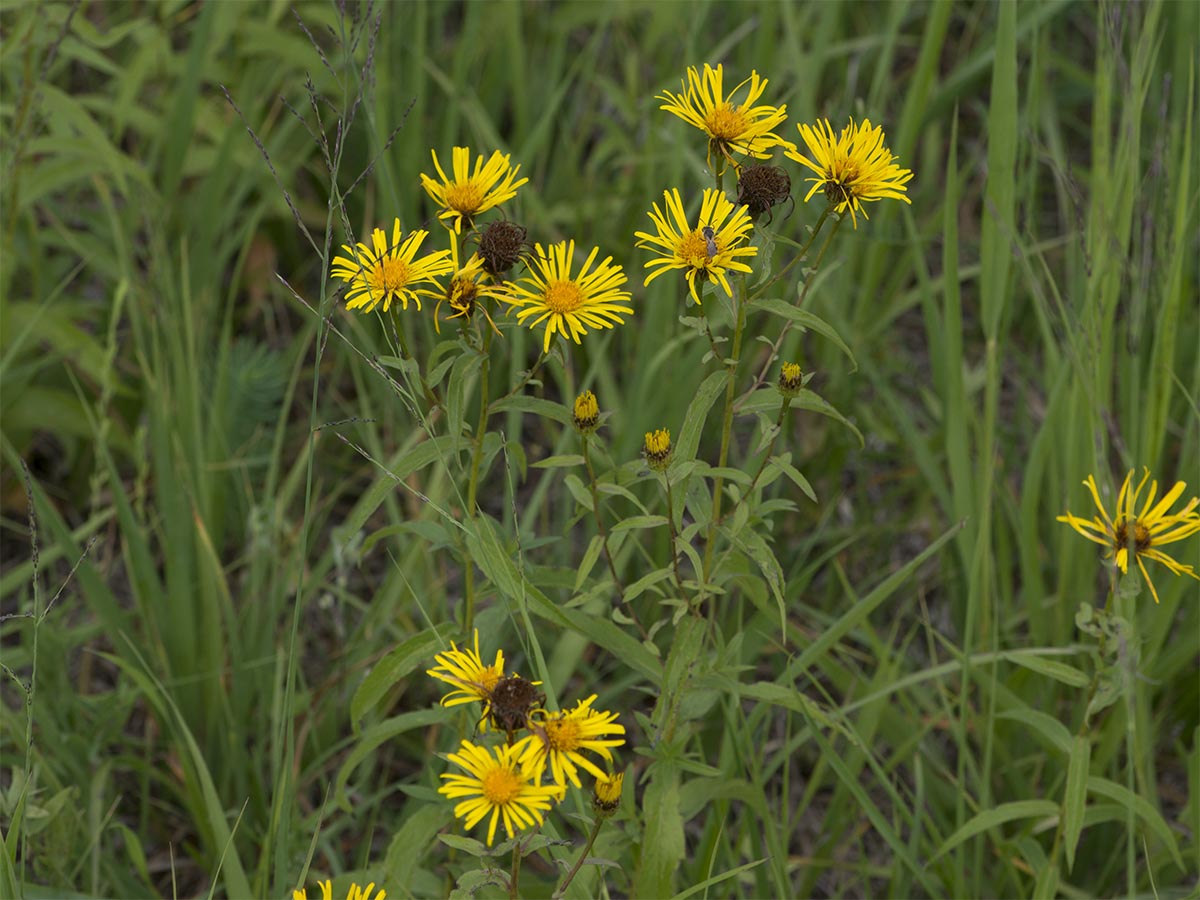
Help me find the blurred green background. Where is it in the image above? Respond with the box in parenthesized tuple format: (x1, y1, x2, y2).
(1, 1, 1197, 897)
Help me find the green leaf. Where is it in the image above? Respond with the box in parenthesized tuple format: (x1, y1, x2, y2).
(489, 394, 572, 425)
(611, 515, 669, 532)
(574, 534, 606, 591)
(382, 804, 453, 889)
(1086, 776, 1184, 870)
(747, 297, 858, 371)
(929, 801, 1059, 863)
(335, 710, 450, 806)
(1063, 735, 1090, 870)
(740, 388, 865, 448)
(635, 762, 683, 899)
(765, 454, 817, 503)
(671, 859, 768, 900)
(531, 454, 585, 469)
(996, 708, 1072, 755)
(676, 370, 727, 463)
(1003, 651, 1090, 687)
(438, 833, 494, 857)
(563, 473, 594, 511)
(723, 525, 785, 636)
(351, 627, 453, 727)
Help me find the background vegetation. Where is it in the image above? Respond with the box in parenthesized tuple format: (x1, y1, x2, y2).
(1, 1, 1197, 898)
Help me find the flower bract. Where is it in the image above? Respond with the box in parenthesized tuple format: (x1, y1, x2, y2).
(438, 740, 563, 845)
(499, 240, 633, 353)
(635, 188, 757, 305)
(784, 118, 912, 228)
(331, 219, 453, 313)
(1057, 468, 1200, 604)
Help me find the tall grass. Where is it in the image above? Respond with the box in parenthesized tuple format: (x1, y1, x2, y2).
(2, 1, 1196, 898)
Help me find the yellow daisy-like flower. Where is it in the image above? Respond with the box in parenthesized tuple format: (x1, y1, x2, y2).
(426, 630, 505, 708)
(438, 740, 563, 846)
(658, 63, 791, 169)
(419, 147, 529, 234)
(516, 695, 626, 789)
(500, 240, 633, 353)
(635, 188, 757, 305)
(572, 390, 600, 434)
(330, 219, 453, 313)
(293, 880, 386, 900)
(433, 242, 500, 335)
(784, 117, 913, 229)
(1057, 469, 1200, 604)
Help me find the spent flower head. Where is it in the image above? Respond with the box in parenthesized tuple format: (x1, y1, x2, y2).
(438, 740, 562, 846)
(573, 390, 600, 435)
(1057, 468, 1200, 604)
(737, 163, 793, 222)
(785, 117, 913, 228)
(330, 219, 453, 313)
(420, 147, 528, 234)
(515, 695, 626, 789)
(476, 220, 528, 276)
(658, 63, 791, 171)
(499, 240, 633, 353)
(635, 188, 757, 306)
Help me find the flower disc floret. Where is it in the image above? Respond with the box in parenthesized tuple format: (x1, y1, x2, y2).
(1057, 468, 1200, 604)
(636, 188, 757, 305)
(331, 219, 453, 312)
(499, 240, 633, 353)
(438, 740, 562, 846)
(420, 147, 529, 234)
(784, 117, 912, 228)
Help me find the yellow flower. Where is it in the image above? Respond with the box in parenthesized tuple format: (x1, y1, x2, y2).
(658, 63, 791, 170)
(426, 630, 505, 708)
(1058, 469, 1200, 604)
(643, 429, 672, 470)
(573, 390, 600, 434)
(635, 188, 757, 305)
(438, 740, 563, 846)
(433, 242, 500, 335)
(784, 117, 913, 229)
(420, 147, 528, 234)
(591, 771, 624, 817)
(516, 695, 626, 789)
(293, 880, 386, 900)
(331, 219, 453, 313)
(500, 240, 633, 354)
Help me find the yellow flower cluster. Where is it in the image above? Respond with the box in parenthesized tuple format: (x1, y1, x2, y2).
(427, 630, 626, 845)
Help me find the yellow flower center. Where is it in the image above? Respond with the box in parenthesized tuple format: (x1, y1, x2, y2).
(374, 256, 410, 293)
(545, 716, 583, 752)
(479, 666, 502, 693)
(480, 765, 523, 804)
(705, 103, 749, 140)
(1114, 518, 1152, 553)
(544, 280, 584, 313)
(678, 230, 712, 265)
(445, 180, 485, 214)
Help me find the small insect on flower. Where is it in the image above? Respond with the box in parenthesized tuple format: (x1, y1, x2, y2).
(701, 225, 718, 260)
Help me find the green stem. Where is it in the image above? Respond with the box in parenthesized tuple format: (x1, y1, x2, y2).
(463, 325, 494, 634)
(509, 838, 522, 900)
(553, 817, 605, 900)
(582, 434, 649, 637)
(701, 275, 748, 583)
